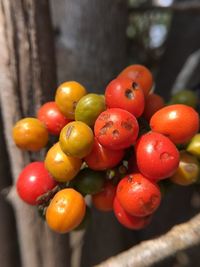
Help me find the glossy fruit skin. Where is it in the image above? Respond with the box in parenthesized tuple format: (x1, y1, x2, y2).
(113, 197, 152, 230)
(17, 162, 57, 205)
(71, 168, 105, 195)
(75, 94, 106, 126)
(169, 90, 197, 108)
(105, 77, 145, 118)
(118, 64, 153, 96)
(46, 188, 86, 233)
(13, 118, 48, 151)
(92, 182, 116, 212)
(59, 121, 94, 158)
(94, 108, 139, 150)
(187, 134, 200, 159)
(135, 132, 179, 181)
(170, 151, 200, 186)
(84, 138, 124, 170)
(44, 142, 82, 182)
(143, 93, 165, 121)
(116, 173, 161, 217)
(37, 101, 71, 135)
(150, 104, 199, 144)
(55, 81, 87, 119)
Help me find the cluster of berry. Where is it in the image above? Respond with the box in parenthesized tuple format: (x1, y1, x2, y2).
(12, 65, 200, 233)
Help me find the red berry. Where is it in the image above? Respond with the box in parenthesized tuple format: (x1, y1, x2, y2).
(135, 132, 179, 181)
(37, 101, 71, 135)
(17, 162, 57, 205)
(84, 138, 124, 170)
(116, 173, 161, 217)
(94, 108, 139, 150)
(113, 197, 152, 230)
(150, 104, 199, 144)
(105, 77, 145, 118)
(92, 182, 116, 212)
(143, 93, 165, 121)
(118, 64, 153, 97)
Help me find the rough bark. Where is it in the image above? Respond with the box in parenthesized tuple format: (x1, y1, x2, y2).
(0, 110, 21, 267)
(51, 0, 128, 92)
(0, 1, 70, 267)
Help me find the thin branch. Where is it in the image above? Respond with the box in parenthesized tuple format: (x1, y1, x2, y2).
(129, 2, 200, 13)
(95, 213, 200, 267)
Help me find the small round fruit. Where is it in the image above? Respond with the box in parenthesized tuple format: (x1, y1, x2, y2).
(37, 101, 71, 135)
(75, 94, 106, 126)
(170, 151, 200, 186)
(12, 118, 48, 151)
(46, 188, 86, 233)
(92, 182, 116, 212)
(55, 81, 87, 119)
(59, 121, 94, 158)
(44, 142, 82, 182)
(150, 104, 199, 144)
(187, 133, 200, 159)
(118, 64, 153, 96)
(116, 173, 161, 217)
(113, 197, 152, 230)
(169, 90, 197, 108)
(94, 108, 139, 150)
(143, 93, 165, 121)
(105, 77, 145, 118)
(135, 132, 179, 181)
(17, 162, 57, 205)
(71, 168, 105, 195)
(84, 138, 124, 170)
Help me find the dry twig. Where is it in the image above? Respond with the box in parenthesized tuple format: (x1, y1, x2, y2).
(95, 213, 200, 267)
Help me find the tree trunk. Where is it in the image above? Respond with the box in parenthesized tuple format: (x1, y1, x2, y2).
(0, 1, 70, 267)
(51, 0, 128, 92)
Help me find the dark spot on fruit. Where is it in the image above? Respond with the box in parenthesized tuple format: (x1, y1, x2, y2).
(66, 125, 74, 139)
(72, 101, 77, 111)
(153, 140, 162, 151)
(132, 82, 139, 89)
(160, 152, 174, 161)
(139, 195, 159, 213)
(112, 129, 120, 139)
(99, 121, 113, 135)
(125, 89, 134, 99)
(121, 121, 133, 131)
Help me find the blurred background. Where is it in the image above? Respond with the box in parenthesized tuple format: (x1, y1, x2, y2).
(1, 0, 200, 267)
